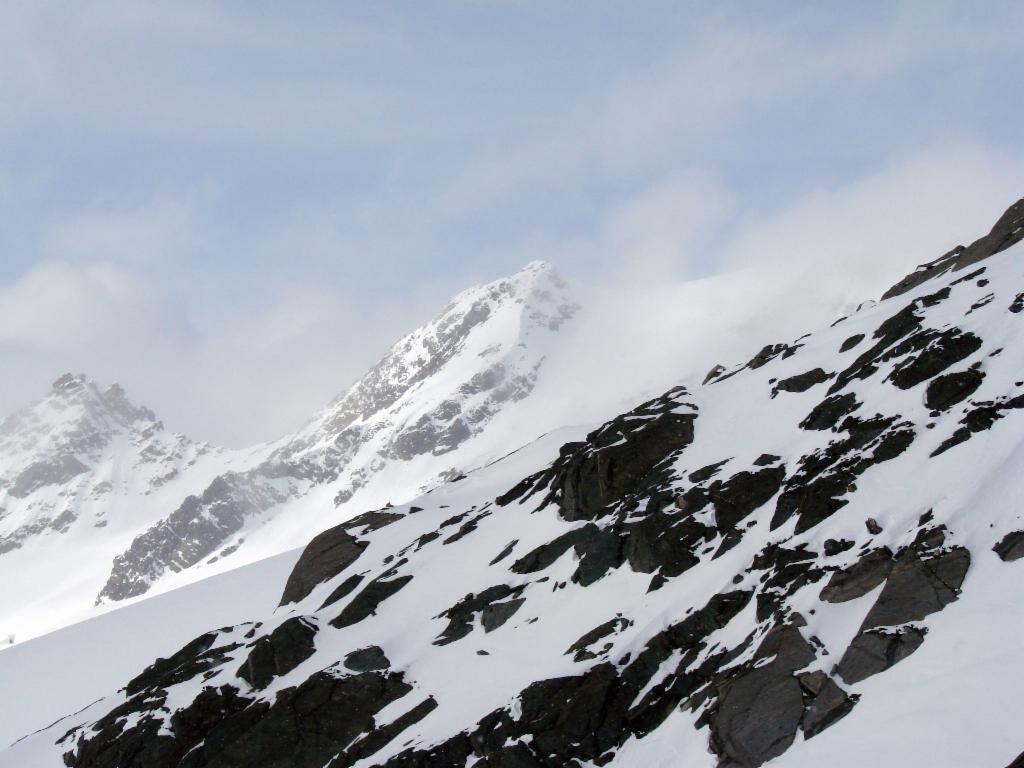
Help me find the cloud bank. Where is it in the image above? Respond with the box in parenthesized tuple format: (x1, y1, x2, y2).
(0, 2, 1020, 445)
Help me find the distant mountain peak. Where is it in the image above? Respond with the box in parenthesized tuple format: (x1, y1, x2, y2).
(42, 373, 157, 428)
(0, 374, 210, 562)
(50, 372, 88, 394)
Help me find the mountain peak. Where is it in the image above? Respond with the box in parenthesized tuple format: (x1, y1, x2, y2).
(50, 372, 89, 395)
(512, 259, 558, 282)
(42, 373, 157, 428)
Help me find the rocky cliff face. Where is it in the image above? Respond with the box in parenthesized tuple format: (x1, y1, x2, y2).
(97, 261, 578, 603)
(17, 199, 1024, 768)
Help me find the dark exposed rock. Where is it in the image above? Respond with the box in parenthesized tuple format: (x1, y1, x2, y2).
(823, 538, 855, 556)
(66, 665, 420, 768)
(710, 624, 833, 767)
(919, 286, 951, 307)
(704, 364, 728, 384)
(509, 523, 626, 586)
(10, 455, 90, 498)
(774, 416, 914, 534)
(443, 511, 491, 545)
(343, 509, 404, 534)
(711, 344, 804, 387)
(344, 697, 439, 765)
(125, 629, 243, 698)
(888, 329, 983, 390)
(882, 197, 1024, 299)
(993, 531, 1024, 562)
(1010, 293, 1024, 314)
(1006, 750, 1024, 768)
(344, 645, 390, 672)
(828, 303, 924, 395)
(931, 393, 1024, 456)
(749, 544, 825, 618)
(839, 334, 865, 353)
(925, 369, 985, 411)
(189, 671, 412, 768)
(384, 591, 753, 768)
(800, 393, 860, 431)
(836, 546, 970, 684)
(435, 585, 526, 645)
(706, 466, 786, 533)
(967, 292, 995, 315)
(753, 454, 781, 467)
(551, 389, 696, 522)
(797, 671, 856, 739)
(689, 459, 731, 483)
(565, 617, 631, 662)
(950, 267, 987, 286)
(819, 548, 893, 603)
(482, 598, 527, 633)
(279, 525, 368, 606)
(489, 539, 519, 565)
(330, 575, 414, 629)
(747, 343, 802, 370)
(237, 617, 318, 690)
(772, 368, 832, 397)
(511, 524, 599, 575)
(493, 389, 696, 521)
(318, 573, 365, 610)
(865, 518, 883, 535)
(864, 546, 971, 628)
(571, 527, 627, 587)
(624, 510, 710, 579)
(836, 626, 927, 685)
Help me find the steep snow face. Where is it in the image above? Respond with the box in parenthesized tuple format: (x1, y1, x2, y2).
(0, 375, 238, 644)
(97, 261, 578, 604)
(9, 201, 1024, 767)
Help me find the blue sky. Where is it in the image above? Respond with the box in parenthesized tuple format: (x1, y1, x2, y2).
(1, 1, 1022, 444)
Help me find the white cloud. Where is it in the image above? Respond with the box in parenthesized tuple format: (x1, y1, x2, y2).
(511, 141, 1024, 429)
(43, 198, 200, 266)
(0, 258, 458, 447)
(721, 143, 1024, 302)
(0, 2, 1021, 450)
(0, 261, 183, 350)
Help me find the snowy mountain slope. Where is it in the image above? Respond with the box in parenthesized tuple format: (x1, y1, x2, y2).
(97, 261, 578, 604)
(0, 374, 251, 645)
(6, 197, 1023, 767)
(0, 548, 299, 750)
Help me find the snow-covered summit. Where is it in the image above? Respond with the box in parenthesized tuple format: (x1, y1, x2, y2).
(96, 261, 578, 604)
(0, 373, 207, 545)
(298, 259, 575, 451)
(1, 373, 156, 477)
(0, 375, 231, 644)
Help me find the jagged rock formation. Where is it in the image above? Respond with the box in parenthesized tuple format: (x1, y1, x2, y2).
(7, 198, 1021, 767)
(98, 261, 578, 603)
